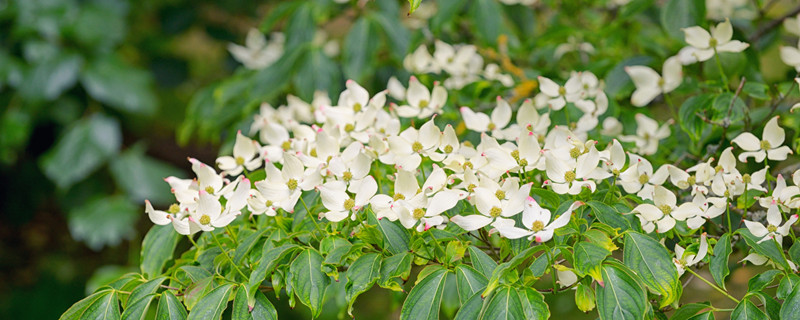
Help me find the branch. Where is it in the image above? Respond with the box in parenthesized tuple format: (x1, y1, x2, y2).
(749, 4, 800, 43)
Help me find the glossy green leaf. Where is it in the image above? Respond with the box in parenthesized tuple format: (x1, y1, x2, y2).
(379, 252, 413, 291)
(660, 0, 705, 40)
(596, 263, 648, 320)
(469, 0, 503, 46)
(370, 213, 410, 254)
(371, 12, 410, 61)
(671, 302, 711, 320)
(140, 225, 181, 278)
(678, 94, 714, 142)
(18, 53, 83, 101)
(60, 289, 117, 320)
(233, 228, 268, 265)
(623, 232, 681, 307)
(520, 287, 550, 319)
(293, 48, 340, 101)
(82, 290, 120, 320)
(454, 291, 483, 320)
(40, 113, 121, 189)
(400, 268, 448, 320)
(125, 277, 166, 309)
(687, 311, 715, 320)
(710, 233, 732, 290)
(777, 274, 800, 300)
(454, 265, 488, 305)
(587, 201, 632, 231)
(573, 241, 610, 278)
(186, 283, 234, 320)
(731, 299, 767, 320)
(749, 291, 780, 320)
(467, 246, 497, 278)
(748, 270, 782, 293)
(480, 286, 525, 320)
(232, 286, 278, 320)
(781, 283, 800, 320)
(345, 253, 382, 316)
(121, 293, 156, 320)
(290, 249, 329, 318)
(247, 244, 300, 305)
(68, 196, 138, 251)
(482, 246, 543, 298)
(156, 290, 186, 320)
(738, 229, 792, 271)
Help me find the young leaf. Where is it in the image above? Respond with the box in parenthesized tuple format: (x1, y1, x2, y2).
(290, 249, 329, 318)
(482, 246, 544, 298)
(623, 232, 682, 307)
(186, 284, 235, 320)
(379, 252, 413, 291)
(408, 0, 422, 15)
(573, 241, 610, 279)
(710, 233, 732, 290)
(400, 268, 448, 320)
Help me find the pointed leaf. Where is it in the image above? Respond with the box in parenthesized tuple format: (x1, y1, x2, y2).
(454, 265, 488, 305)
(596, 263, 648, 320)
(290, 249, 329, 318)
(731, 299, 768, 320)
(467, 246, 497, 278)
(623, 232, 681, 307)
(480, 286, 525, 320)
(156, 290, 187, 320)
(710, 233, 732, 290)
(141, 225, 181, 278)
(187, 284, 234, 320)
(345, 253, 382, 316)
(400, 268, 448, 320)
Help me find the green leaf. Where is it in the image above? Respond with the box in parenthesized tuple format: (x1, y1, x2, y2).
(72, 4, 126, 48)
(343, 17, 379, 83)
(687, 311, 715, 320)
(454, 291, 484, 320)
(483, 246, 543, 298)
(140, 225, 181, 278)
(678, 94, 714, 142)
(575, 283, 596, 313)
(454, 265, 488, 305)
(408, 0, 422, 14)
(467, 246, 497, 278)
(520, 287, 550, 319)
(710, 233, 732, 290)
(68, 196, 138, 251)
(345, 253, 382, 316)
(596, 263, 648, 320)
(431, 0, 467, 31)
(623, 232, 681, 307)
(247, 243, 300, 305)
(110, 144, 183, 205)
(469, 0, 503, 46)
(186, 283, 235, 320)
(40, 113, 121, 189)
(183, 277, 213, 311)
(480, 286, 525, 319)
(156, 290, 187, 320)
(737, 228, 792, 271)
(400, 268, 448, 320)
(573, 241, 610, 279)
(293, 48, 340, 101)
(781, 283, 800, 320)
(671, 302, 711, 320)
(748, 270, 782, 292)
(743, 82, 770, 100)
(18, 53, 83, 101)
(731, 299, 768, 320)
(379, 252, 413, 291)
(125, 277, 166, 309)
(711, 92, 746, 123)
(83, 290, 121, 320)
(290, 249, 329, 318)
(371, 12, 410, 61)
(749, 291, 780, 320)
(587, 201, 632, 231)
(81, 56, 157, 115)
(233, 228, 269, 265)
(232, 286, 278, 320)
(777, 274, 800, 300)
(121, 293, 156, 320)
(60, 289, 117, 320)
(370, 213, 410, 254)
(660, 0, 705, 40)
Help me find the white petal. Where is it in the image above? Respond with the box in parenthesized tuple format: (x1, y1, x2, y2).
(683, 26, 711, 49)
(711, 19, 733, 43)
(145, 200, 171, 225)
(744, 220, 769, 237)
(731, 132, 761, 151)
(491, 97, 512, 128)
(763, 116, 785, 147)
(426, 190, 463, 216)
(460, 107, 491, 132)
(716, 40, 749, 53)
(538, 76, 560, 97)
(768, 146, 794, 161)
(450, 215, 493, 231)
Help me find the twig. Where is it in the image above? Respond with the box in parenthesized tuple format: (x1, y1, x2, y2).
(749, 4, 800, 43)
(719, 77, 747, 146)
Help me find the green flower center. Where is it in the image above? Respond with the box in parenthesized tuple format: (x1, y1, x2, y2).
(564, 171, 576, 183)
(510, 150, 520, 162)
(287, 178, 298, 190)
(343, 198, 355, 211)
(310, 148, 317, 157)
(638, 173, 649, 185)
(488, 122, 496, 130)
(412, 141, 423, 153)
(281, 140, 292, 151)
(353, 102, 362, 113)
(342, 171, 353, 182)
(393, 193, 405, 201)
(767, 224, 778, 233)
(658, 205, 672, 215)
(495, 190, 506, 200)
(413, 208, 426, 220)
(235, 156, 245, 166)
(742, 174, 751, 184)
(344, 124, 355, 133)
(760, 140, 771, 150)
(531, 220, 545, 232)
(558, 86, 566, 96)
(199, 214, 211, 225)
(569, 147, 582, 159)
(709, 37, 718, 48)
(467, 184, 476, 192)
(418, 100, 429, 109)
(168, 204, 180, 214)
(463, 161, 473, 170)
(205, 186, 215, 194)
(444, 145, 453, 153)
(490, 206, 502, 218)
(265, 200, 273, 207)
(687, 175, 696, 185)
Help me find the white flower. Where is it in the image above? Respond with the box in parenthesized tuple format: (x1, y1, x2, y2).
(543, 144, 600, 195)
(731, 116, 794, 162)
(743, 204, 798, 245)
(536, 76, 582, 110)
(252, 152, 320, 214)
(403, 45, 437, 74)
(785, 13, 800, 36)
(459, 97, 515, 139)
(492, 197, 582, 242)
(369, 169, 420, 221)
(319, 176, 377, 222)
(395, 189, 463, 231)
(741, 253, 798, 272)
(625, 56, 682, 107)
(517, 99, 551, 136)
(673, 233, 708, 276)
(619, 154, 669, 200)
(780, 41, 800, 72)
(618, 114, 672, 155)
(450, 182, 532, 231)
(381, 118, 441, 170)
(682, 18, 749, 62)
(554, 36, 595, 60)
(216, 131, 262, 176)
(671, 194, 724, 229)
(395, 77, 448, 119)
(186, 177, 249, 234)
(630, 185, 691, 233)
(228, 30, 284, 70)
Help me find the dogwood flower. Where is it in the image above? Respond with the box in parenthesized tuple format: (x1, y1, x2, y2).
(394, 189, 463, 231)
(741, 252, 798, 272)
(619, 154, 669, 200)
(625, 56, 682, 107)
(682, 18, 749, 62)
(369, 169, 419, 221)
(450, 182, 532, 231)
(630, 185, 696, 233)
(731, 116, 793, 162)
(253, 152, 320, 213)
(216, 131, 262, 176)
(319, 176, 377, 222)
(537, 76, 582, 110)
(460, 97, 515, 139)
(743, 204, 798, 244)
(543, 145, 600, 195)
(618, 114, 672, 155)
(382, 118, 441, 170)
(228, 29, 284, 70)
(781, 41, 800, 72)
(394, 77, 447, 119)
(673, 233, 708, 276)
(492, 198, 582, 242)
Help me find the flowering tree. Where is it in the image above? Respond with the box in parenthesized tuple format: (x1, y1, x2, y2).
(61, 0, 800, 319)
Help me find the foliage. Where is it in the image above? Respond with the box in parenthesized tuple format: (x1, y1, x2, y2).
(61, 0, 800, 319)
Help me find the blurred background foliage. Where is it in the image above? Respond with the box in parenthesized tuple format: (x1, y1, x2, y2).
(2, 0, 800, 318)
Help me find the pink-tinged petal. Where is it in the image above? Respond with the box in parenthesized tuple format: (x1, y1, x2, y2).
(324, 210, 349, 222)
(738, 150, 767, 163)
(533, 229, 555, 243)
(145, 200, 171, 225)
(211, 213, 237, 228)
(233, 131, 258, 161)
(731, 132, 761, 151)
(450, 215, 493, 231)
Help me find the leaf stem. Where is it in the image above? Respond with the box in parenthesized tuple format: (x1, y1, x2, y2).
(211, 231, 248, 279)
(684, 267, 739, 303)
